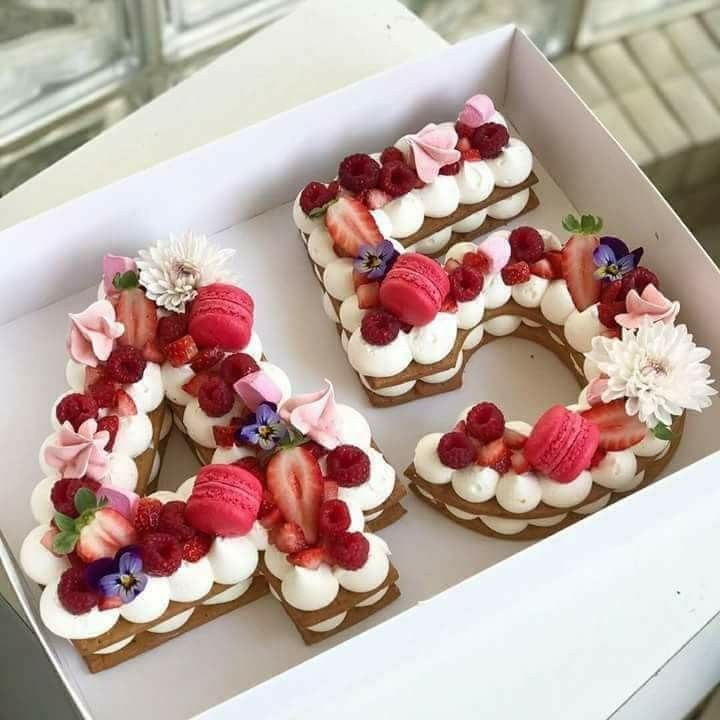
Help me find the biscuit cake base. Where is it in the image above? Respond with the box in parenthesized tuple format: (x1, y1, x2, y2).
(134, 402, 169, 496)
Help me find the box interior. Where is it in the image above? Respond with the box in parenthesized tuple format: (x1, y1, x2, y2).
(2, 27, 720, 720)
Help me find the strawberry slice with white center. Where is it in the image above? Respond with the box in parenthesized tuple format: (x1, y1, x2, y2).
(267, 447, 324, 544)
(114, 287, 158, 350)
(114, 389, 137, 416)
(325, 197, 383, 258)
(287, 547, 327, 569)
(560, 214, 603, 311)
(76, 508, 137, 563)
(529, 257, 555, 279)
(580, 399, 647, 451)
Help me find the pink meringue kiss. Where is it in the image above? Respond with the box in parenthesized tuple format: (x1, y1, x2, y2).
(280, 380, 342, 450)
(478, 232, 512, 274)
(67, 299, 125, 367)
(406, 123, 461, 183)
(234, 370, 282, 412)
(458, 94, 495, 128)
(44, 419, 110, 480)
(615, 285, 680, 329)
(103, 255, 137, 297)
(96, 486, 139, 519)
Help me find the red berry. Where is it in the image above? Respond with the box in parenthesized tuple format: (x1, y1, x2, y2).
(545, 251, 564, 278)
(305, 441, 329, 460)
(501, 261, 531, 286)
(166, 334, 199, 367)
(630, 266, 659, 293)
(471, 122, 510, 159)
(380, 146, 405, 165)
(360, 308, 401, 346)
(182, 533, 212, 562)
(457, 137, 472, 152)
(598, 301, 626, 330)
(106, 345, 147, 384)
(455, 121, 475, 139)
(198, 375, 234, 417)
(509, 227, 544, 263)
(233, 456, 265, 483)
(461, 148, 483, 162)
(158, 501, 194, 541)
(590, 449, 606, 468)
(379, 160, 417, 198)
(288, 547, 327, 569)
(134, 497, 162, 534)
(258, 488, 277, 519)
(220, 353, 259, 385)
(477, 438, 511, 473)
(318, 499, 351, 537)
(56, 393, 98, 430)
(157, 313, 188, 347)
(437, 432, 476, 469)
(449, 265, 484, 302)
(190, 346, 224, 372)
(212, 424, 237, 448)
(140, 532, 183, 576)
(326, 445, 370, 488)
(86, 380, 117, 409)
(51, 477, 101, 518)
(328, 531, 369, 570)
(338, 153, 381, 193)
(269, 522, 307, 554)
(183, 371, 213, 397)
(600, 279, 624, 303)
(97, 415, 119, 451)
(467, 403, 505, 442)
(504, 428, 527, 449)
(439, 161, 461, 176)
(462, 250, 491, 275)
(299, 181, 335, 215)
(113, 389, 137, 416)
(57, 568, 98, 615)
(360, 188, 392, 210)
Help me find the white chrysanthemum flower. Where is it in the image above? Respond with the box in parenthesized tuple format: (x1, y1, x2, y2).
(137, 232, 237, 313)
(587, 319, 716, 429)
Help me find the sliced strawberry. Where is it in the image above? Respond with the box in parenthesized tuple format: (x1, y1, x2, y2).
(357, 282, 380, 309)
(529, 257, 556, 279)
(115, 288, 158, 350)
(84, 366, 107, 389)
(76, 508, 137, 563)
(580, 399, 647, 451)
(182, 370, 212, 397)
(212, 425, 238, 448)
(287, 547, 327, 569)
(510, 451, 531, 475)
(41, 527, 59, 554)
(503, 428, 527, 449)
(590, 449, 607, 468)
(259, 507, 283, 529)
(561, 234, 601, 311)
(266, 446, 324, 544)
(99, 595, 123, 611)
(477, 438, 510, 474)
(97, 415, 119, 451)
(461, 148, 482, 162)
(113, 389, 137, 416)
(190, 347, 224, 372)
(142, 339, 165, 363)
(360, 188, 392, 210)
(600, 279, 623, 304)
(444, 258, 461, 274)
(457, 137, 472, 152)
(440, 295, 458, 313)
(166, 334, 199, 368)
(545, 250, 564, 278)
(323, 480, 338, 502)
(269, 521, 308, 553)
(463, 250, 491, 275)
(325, 197, 382, 258)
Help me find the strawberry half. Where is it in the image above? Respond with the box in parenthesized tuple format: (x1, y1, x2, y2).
(560, 214, 602, 311)
(477, 438, 510, 474)
(114, 389, 137, 416)
(182, 370, 213, 397)
(76, 507, 137, 563)
(323, 480, 338, 502)
(580, 399, 647, 451)
(503, 428, 527, 449)
(269, 521, 308, 553)
(510, 451, 531, 475)
(325, 197, 382, 258)
(142, 339, 165, 364)
(114, 288, 158, 350)
(530, 257, 556, 279)
(266, 446, 324, 544)
(287, 547, 327, 569)
(357, 282, 380, 309)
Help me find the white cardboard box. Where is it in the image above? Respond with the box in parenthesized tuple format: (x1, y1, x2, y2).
(2, 26, 720, 720)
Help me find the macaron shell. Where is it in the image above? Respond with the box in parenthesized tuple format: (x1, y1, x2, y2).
(552, 419, 599, 483)
(188, 283, 254, 351)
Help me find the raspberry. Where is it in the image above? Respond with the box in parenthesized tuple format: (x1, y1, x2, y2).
(134, 497, 162, 534)
(328, 531, 369, 570)
(449, 265, 484, 302)
(379, 160, 417, 198)
(598, 301, 625, 330)
(338, 154, 381, 194)
(471, 122, 510, 159)
(97, 415, 119, 451)
(509, 227, 544, 263)
(213, 424, 238, 448)
(455, 121, 475, 139)
(86, 380, 117, 409)
(190, 347, 224, 372)
(51, 477, 101, 518)
(106, 345, 147, 384)
(182, 533, 212, 562)
(590, 449, 607, 468)
(318, 499, 351, 537)
(361, 309, 400, 346)
(220, 353, 259, 385)
(140, 532, 182, 576)
(258, 489, 277, 520)
(437, 432, 476, 469)
(326, 445, 370, 487)
(467, 402, 505, 442)
(457, 137, 472, 152)
(501, 261, 531, 286)
(304, 440, 329, 459)
(493, 452, 511, 475)
(57, 568, 98, 615)
(380, 147, 405, 165)
(462, 250, 491, 275)
(299, 181, 335, 215)
(56, 393, 98, 430)
(600, 279, 624, 303)
(630, 266, 659, 293)
(157, 500, 195, 541)
(439, 161, 461, 175)
(157, 313, 188, 347)
(198, 375, 234, 417)
(233, 456, 265, 483)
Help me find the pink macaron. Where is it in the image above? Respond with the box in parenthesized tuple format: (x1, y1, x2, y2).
(185, 464, 262, 536)
(524, 405, 599, 484)
(188, 283, 254, 351)
(379, 254, 450, 326)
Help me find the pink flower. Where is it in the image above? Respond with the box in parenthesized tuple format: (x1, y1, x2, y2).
(44, 419, 110, 480)
(615, 285, 680, 330)
(67, 299, 124, 367)
(279, 380, 343, 450)
(405, 123, 460, 183)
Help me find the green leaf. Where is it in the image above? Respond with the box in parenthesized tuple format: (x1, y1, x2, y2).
(562, 214, 580, 232)
(74, 487, 97, 515)
(53, 513, 76, 533)
(112, 270, 139, 290)
(52, 531, 78, 555)
(652, 422, 676, 441)
(308, 198, 336, 218)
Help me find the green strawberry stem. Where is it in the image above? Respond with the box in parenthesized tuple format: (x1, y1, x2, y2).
(112, 270, 140, 290)
(562, 213, 603, 235)
(652, 422, 676, 441)
(51, 489, 107, 555)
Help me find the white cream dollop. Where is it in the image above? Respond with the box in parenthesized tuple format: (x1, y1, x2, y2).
(414, 175, 460, 218)
(455, 160, 494, 204)
(407, 312, 457, 365)
(495, 472, 542, 513)
(334, 534, 390, 593)
(208, 536, 258, 585)
(413, 433, 452, 485)
(591, 450, 638, 491)
(120, 576, 170, 624)
(486, 139, 533, 187)
(126, 362, 164, 413)
(281, 564, 340, 611)
(20, 526, 69, 585)
(539, 470, 592, 508)
(564, 304, 604, 353)
(347, 329, 412, 377)
(451, 465, 499, 503)
(337, 447, 395, 511)
(113, 413, 153, 458)
(167, 557, 215, 602)
(512, 276, 549, 308)
(383, 192, 425, 238)
(541, 280, 575, 325)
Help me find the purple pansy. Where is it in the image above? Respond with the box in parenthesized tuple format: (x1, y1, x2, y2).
(238, 403, 287, 450)
(354, 240, 398, 280)
(593, 236, 643, 281)
(86, 546, 147, 604)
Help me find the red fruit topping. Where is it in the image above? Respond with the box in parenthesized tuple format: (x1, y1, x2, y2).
(328, 531, 370, 570)
(318, 499, 351, 537)
(212, 424, 237, 448)
(437, 432, 477, 469)
(182, 533, 212, 562)
(590, 449, 607, 468)
(288, 547, 328, 569)
(198, 375, 234, 417)
(455, 121, 475, 139)
(380, 146, 405, 165)
(600, 279, 623, 304)
(140, 532, 183, 577)
(471, 122, 510, 159)
(134, 497, 162, 534)
(326, 445, 370, 488)
(598, 301, 626, 330)
(325, 197, 383, 257)
(97, 415, 119, 451)
(501, 261, 531, 286)
(220, 353, 259, 385)
(99, 595, 123, 611)
(83, 366, 106, 389)
(87, 380, 118, 409)
(462, 250, 491, 275)
(191, 346, 224, 372)
(504, 428, 527, 449)
(327, 180, 340, 197)
(545, 251, 564, 278)
(113, 389, 137, 416)
(233, 456, 265, 483)
(580, 399, 647, 451)
(166, 334, 199, 368)
(157, 313, 188, 347)
(440, 295, 458, 313)
(457, 137, 472, 153)
(106, 345, 147, 384)
(461, 148, 483, 162)
(477, 438, 511, 474)
(530, 258, 556, 279)
(266, 446, 324, 544)
(76, 508, 137, 563)
(157, 501, 194, 541)
(182, 370, 212, 397)
(361, 308, 401, 346)
(357, 281, 381, 309)
(629, 266, 659, 293)
(338, 154, 381, 194)
(258, 488, 277, 518)
(300, 181, 335, 215)
(439, 161, 461, 176)
(379, 160, 417, 198)
(360, 188, 392, 210)
(56, 393, 98, 430)
(323, 480, 339, 502)
(114, 287, 158, 350)
(467, 402, 505, 442)
(561, 233, 601, 311)
(269, 521, 308, 554)
(445, 259, 461, 274)
(51, 477, 101, 518)
(449, 265, 484, 302)
(509, 227, 544, 263)
(142, 339, 166, 364)
(510, 451, 531, 475)
(57, 568, 98, 615)
(453, 419, 467, 434)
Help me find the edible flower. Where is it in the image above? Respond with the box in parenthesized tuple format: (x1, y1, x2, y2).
(615, 285, 679, 329)
(593, 236, 643, 281)
(404, 123, 461, 183)
(44, 419, 110, 480)
(354, 240, 398, 280)
(87, 547, 147, 604)
(238, 403, 288, 450)
(67, 299, 125, 367)
(280, 380, 343, 450)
